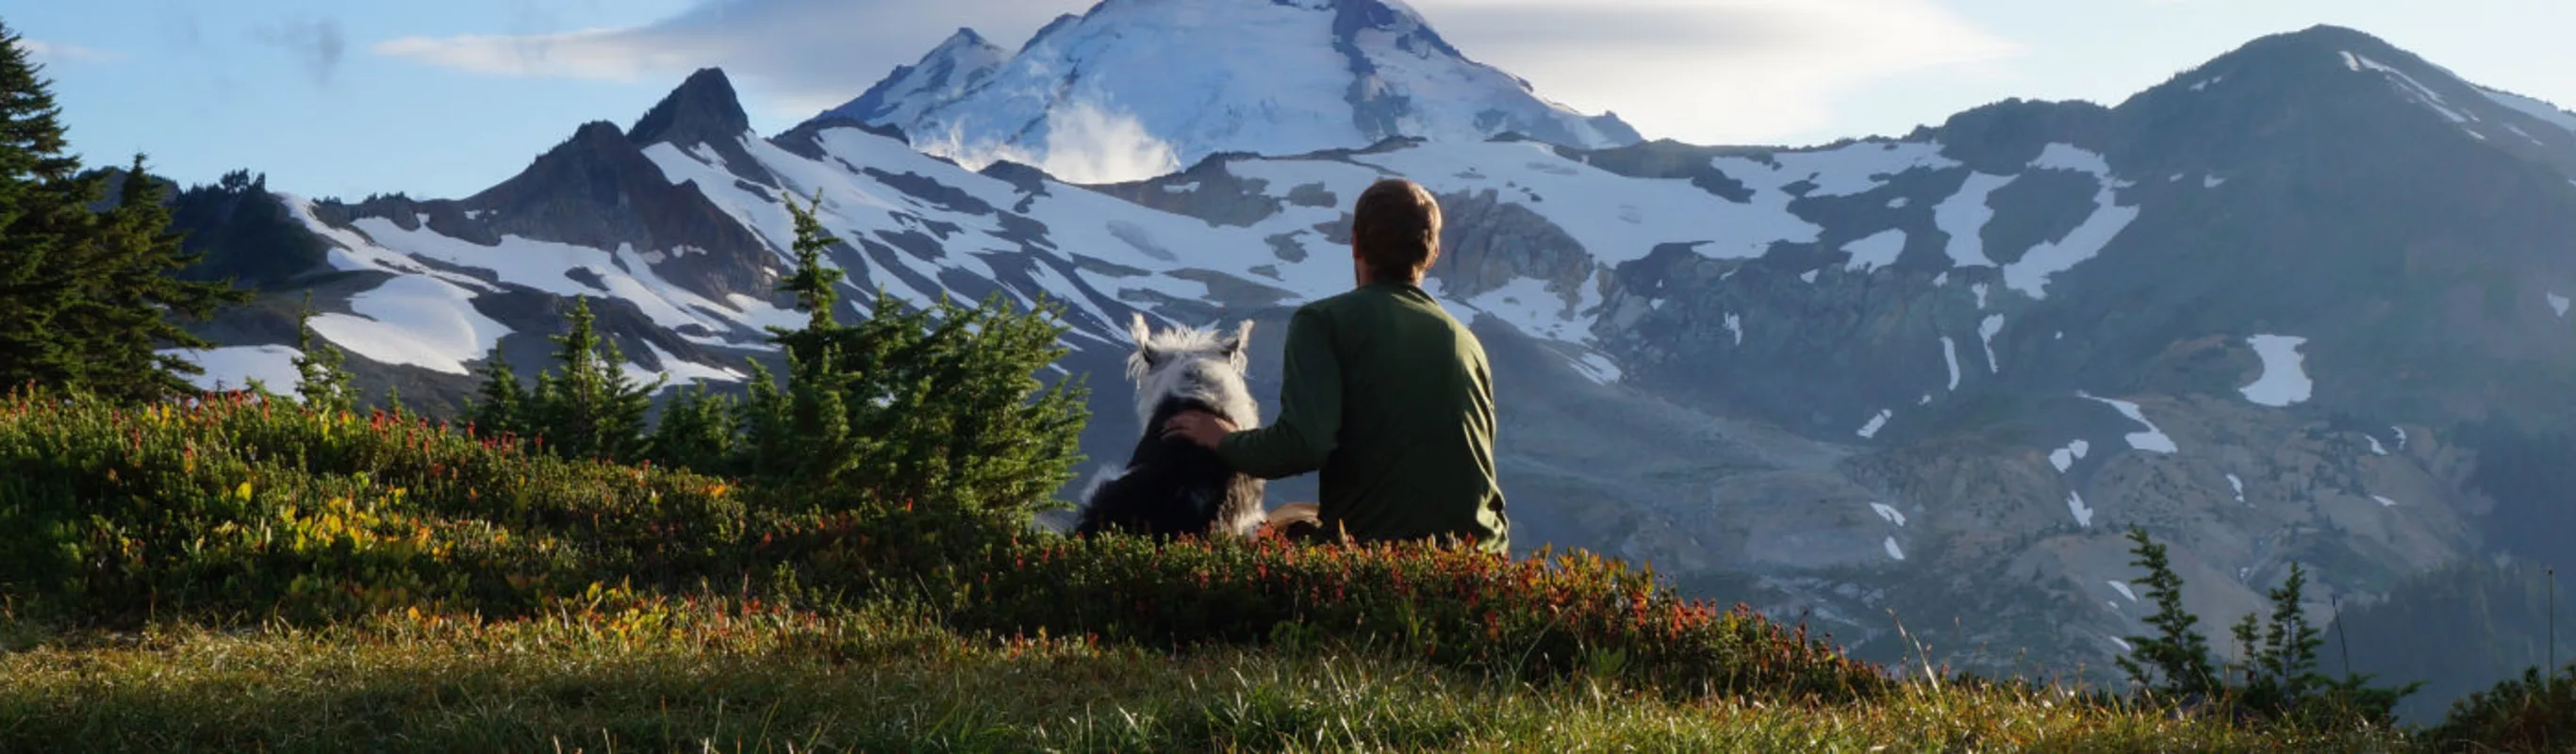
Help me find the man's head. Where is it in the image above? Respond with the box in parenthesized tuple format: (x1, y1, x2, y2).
(1350, 178, 1442, 285)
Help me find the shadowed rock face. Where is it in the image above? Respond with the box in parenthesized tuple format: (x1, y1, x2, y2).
(181, 22, 2576, 686)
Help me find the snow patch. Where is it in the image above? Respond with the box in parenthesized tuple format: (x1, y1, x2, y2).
(2372, 495, 2398, 507)
(1568, 351, 1624, 385)
(1978, 315, 2004, 372)
(2002, 145, 2138, 300)
(1724, 313, 1743, 346)
(1940, 336, 1961, 391)
(1800, 269, 1820, 284)
(1858, 409, 1892, 439)
(2394, 426, 2408, 450)
(306, 276, 513, 376)
(1842, 229, 1906, 272)
(2347, 51, 2475, 124)
(2068, 490, 2095, 528)
(2239, 335, 2312, 407)
(1871, 502, 1908, 527)
(2368, 435, 2388, 456)
(2107, 581, 2138, 602)
(2204, 175, 2226, 188)
(1884, 536, 1907, 561)
(1972, 282, 1990, 310)
(2085, 394, 2179, 453)
(2050, 439, 2091, 473)
(1935, 172, 2011, 269)
(2551, 293, 2569, 318)
(2227, 473, 2246, 503)
(2480, 88, 2576, 137)
(156, 345, 306, 394)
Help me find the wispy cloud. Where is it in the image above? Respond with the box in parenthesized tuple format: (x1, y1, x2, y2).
(253, 15, 350, 88)
(373, 0, 1068, 119)
(19, 39, 124, 64)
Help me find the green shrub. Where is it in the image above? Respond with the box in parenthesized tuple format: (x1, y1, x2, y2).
(0, 384, 1888, 706)
(0, 387, 746, 624)
(2424, 663, 2576, 753)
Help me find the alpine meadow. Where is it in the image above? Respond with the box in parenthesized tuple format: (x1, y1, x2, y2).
(8, 1, 2576, 750)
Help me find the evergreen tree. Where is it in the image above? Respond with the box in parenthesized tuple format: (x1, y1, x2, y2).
(461, 357, 528, 439)
(772, 193, 846, 364)
(63, 156, 253, 402)
(290, 292, 356, 415)
(734, 359, 794, 478)
(0, 28, 245, 402)
(749, 195, 1088, 516)
(2257, 563, 2325, 703)
(525, 297, 662, 462)
(2117, 526, 2221, 698)
(0, 22, 90, 392)
(646, 382, 736, 474)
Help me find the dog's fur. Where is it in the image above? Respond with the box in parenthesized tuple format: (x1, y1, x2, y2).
(1073, 314, 1266, 538)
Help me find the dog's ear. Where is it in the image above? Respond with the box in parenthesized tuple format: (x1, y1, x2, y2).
(1129, 312, 1153, 345)
(1224, 320, 1254, 363)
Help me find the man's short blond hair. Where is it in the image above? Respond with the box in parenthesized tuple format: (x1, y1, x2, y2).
(1352, 178, 1443, 280)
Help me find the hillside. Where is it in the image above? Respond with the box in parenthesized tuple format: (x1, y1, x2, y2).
(136, 6, 2576, 697)
(0, 386, 2425, 752)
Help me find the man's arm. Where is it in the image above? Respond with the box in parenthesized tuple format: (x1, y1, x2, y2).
(1213, 306, 1341, 480)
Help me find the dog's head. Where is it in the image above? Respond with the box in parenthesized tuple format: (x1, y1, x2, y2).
(1125, 312, 1256, 428)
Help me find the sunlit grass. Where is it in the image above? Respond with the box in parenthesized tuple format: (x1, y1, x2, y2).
(0, 598, 2402, 753)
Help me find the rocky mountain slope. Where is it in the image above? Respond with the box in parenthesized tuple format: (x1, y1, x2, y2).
(158, 12, 2576, 682)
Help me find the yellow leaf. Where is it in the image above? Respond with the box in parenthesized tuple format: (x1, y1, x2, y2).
(236, 482, 254, 500)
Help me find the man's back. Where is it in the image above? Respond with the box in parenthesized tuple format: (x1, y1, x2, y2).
(1216, 279, 1511, 552)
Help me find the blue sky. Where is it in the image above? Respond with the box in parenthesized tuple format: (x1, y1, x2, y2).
(12, 0, 2571, 201)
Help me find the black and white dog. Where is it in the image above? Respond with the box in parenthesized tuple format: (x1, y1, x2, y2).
(1071, 314, 1266, 539)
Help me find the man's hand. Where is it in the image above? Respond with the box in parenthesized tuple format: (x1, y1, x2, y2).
(1162, 410, 1237, 450)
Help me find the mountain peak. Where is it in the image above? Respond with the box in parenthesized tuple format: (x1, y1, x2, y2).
(823, 26, 1010, 126)
(817, 0, 1640, 182)
(629, 67, 751, 148)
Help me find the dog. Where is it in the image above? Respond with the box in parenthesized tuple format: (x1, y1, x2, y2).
(1071, 314, 1267, 539)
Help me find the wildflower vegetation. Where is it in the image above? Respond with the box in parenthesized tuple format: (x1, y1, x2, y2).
(1, 17, 2568, 752)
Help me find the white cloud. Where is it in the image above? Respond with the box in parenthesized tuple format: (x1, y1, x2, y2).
(917, 98, 1180, 185)
(374, 0, 1070, 120)
(20, 39, 123, 64)
(372, 0, 2018, 147)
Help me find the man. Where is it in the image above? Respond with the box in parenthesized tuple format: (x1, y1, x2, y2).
(1162, 178, 1510, 554)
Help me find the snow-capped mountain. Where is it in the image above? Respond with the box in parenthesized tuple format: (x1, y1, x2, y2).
(163, 20, 2576, 684)
(822, 0, 1642, 182)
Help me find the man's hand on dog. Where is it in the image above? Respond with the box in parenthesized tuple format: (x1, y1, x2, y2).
(1162, 410, 1236, 450)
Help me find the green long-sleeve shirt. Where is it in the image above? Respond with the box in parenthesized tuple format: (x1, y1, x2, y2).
(1216, 280, 1511, 553)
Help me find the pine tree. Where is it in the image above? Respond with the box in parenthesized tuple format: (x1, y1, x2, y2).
(64, 156, 252, 402)
(646, 382, 736, 475)
(775, 193, 846, 359)
(2258, 563, 2325, 704)
(0, 23, 89, 393)
(2117, 526, 2221, 699)
(290, 292, 356, 415)
(461, 357, 528, 439)
(524, 297, 662, 462)
(0, 28, 244, 402)
(735, 359, 794, 479)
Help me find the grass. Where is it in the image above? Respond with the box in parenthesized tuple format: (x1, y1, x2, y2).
(0, 388, 2517, 752)
(0, 598, 2399, 753)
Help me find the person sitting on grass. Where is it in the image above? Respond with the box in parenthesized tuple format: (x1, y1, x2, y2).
(1161, 177, 1511, 554)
